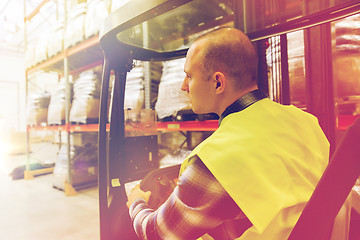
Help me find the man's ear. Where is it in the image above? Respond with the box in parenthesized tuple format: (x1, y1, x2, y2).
(214, 72, 226, 94)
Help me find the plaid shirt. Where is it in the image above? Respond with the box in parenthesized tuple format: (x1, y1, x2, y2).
(129, 90, 267, 240)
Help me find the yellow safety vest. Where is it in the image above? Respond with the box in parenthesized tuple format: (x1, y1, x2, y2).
(180, 98, 329, 239)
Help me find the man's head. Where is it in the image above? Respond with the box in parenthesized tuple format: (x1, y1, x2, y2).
(181, 28, 258, 115)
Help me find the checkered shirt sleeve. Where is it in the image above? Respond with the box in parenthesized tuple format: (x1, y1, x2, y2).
(129, 156, 248, 239)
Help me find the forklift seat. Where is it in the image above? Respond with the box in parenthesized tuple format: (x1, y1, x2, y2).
(288, 117, 360, 240)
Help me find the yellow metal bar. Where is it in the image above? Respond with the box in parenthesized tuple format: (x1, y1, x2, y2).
(65, 181, 77, 196)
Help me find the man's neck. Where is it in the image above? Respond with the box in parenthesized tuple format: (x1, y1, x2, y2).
(216, 85, 259, 116)
(218, 88, 267, 125)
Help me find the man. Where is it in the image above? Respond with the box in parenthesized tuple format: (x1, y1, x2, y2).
(127, 28, 329, 239)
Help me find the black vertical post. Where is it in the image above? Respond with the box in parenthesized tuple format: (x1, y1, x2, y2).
(304, 23, 336, 154)
(99, 58, 111, 240)
(280, 34, 290, 105)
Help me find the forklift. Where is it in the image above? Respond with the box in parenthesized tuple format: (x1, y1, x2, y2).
(98, 0, 237, 239)
(97, 0, 360, 239)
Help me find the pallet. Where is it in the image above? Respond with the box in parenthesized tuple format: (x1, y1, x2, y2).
(24, 167, 54, 180)
(53, 180, 98, 196)
(158, 110, 219, 122)
(70, 118, 99, 125)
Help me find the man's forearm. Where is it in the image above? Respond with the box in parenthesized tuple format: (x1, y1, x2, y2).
(129, 198, 158, 239)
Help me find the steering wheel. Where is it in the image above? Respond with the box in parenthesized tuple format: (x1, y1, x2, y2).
(140, 164, 181, 209)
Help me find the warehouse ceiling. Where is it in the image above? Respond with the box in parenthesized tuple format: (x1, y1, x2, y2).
(0, 0, 60, 54)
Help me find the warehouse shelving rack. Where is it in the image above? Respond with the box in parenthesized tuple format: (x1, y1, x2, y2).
(24, 0, 105, 195)
(24, 0, 220, 196)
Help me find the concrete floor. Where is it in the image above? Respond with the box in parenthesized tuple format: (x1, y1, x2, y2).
(0, 144, 100, 240)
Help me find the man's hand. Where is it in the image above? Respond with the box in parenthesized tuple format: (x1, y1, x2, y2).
(126, 184, 151, 208)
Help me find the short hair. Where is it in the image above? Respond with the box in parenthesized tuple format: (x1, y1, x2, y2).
(194, 27, 258, 90)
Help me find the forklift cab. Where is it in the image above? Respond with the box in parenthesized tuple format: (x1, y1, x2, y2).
(98, 0, 236, 239)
